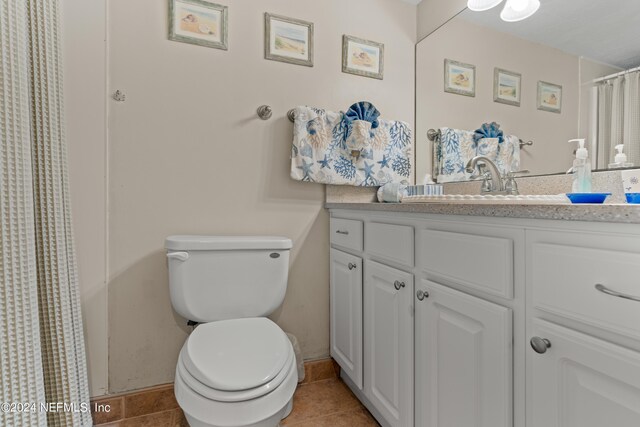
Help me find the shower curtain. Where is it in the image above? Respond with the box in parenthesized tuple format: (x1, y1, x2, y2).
(596, 71, 640, 166)
(1, 0, 91, 426)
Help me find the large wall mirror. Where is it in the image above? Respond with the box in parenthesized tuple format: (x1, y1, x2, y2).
(416, 0, 640, 183)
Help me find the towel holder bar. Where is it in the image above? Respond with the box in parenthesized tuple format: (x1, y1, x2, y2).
(427, 128, 441, 142)
(429, 128, 533, 149)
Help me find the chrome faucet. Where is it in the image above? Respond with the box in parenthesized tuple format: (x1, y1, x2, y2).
(465, 156, 505, 193)
(465, 156, 529, 195)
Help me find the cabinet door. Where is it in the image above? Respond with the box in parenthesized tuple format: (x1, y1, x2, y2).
(364, 260, 414, 427)
(416, 280, 513, 427)
(330, 249, 363, 389)
(528, 319, 640, 427)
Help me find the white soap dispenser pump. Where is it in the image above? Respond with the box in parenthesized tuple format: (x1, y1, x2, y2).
(608, 144, 634, 168)
(568, 138, 592, 193)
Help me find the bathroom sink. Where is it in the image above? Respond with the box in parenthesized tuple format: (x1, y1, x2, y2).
(402, 194, 570, 205)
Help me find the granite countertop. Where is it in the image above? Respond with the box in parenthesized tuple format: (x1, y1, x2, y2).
(325, 202, 640, 224)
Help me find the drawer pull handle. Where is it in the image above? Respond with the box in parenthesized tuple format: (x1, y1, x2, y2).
(595, 284, 640, 303)
(416, 290, 429, 301)
(348, 263, 357, 270)
(335, 230, 349, 235)
(394, 280, 406, 291)
(530, 337, 551, 354)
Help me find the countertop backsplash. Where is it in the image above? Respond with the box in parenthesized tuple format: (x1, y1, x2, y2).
(327, 169, 637, 204)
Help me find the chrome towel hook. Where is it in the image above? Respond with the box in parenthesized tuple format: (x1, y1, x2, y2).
(112, 90, 126, 102)
(257, 105, 273, 120)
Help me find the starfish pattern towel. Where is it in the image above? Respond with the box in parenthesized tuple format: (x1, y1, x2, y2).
(290, 105, 412, 186)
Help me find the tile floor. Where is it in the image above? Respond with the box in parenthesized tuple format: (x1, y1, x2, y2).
(281, 377, 380, 426)
(93, 359, 379, 426)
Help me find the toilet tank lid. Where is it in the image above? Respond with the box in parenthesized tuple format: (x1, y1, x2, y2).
(165, 235, 292, 251)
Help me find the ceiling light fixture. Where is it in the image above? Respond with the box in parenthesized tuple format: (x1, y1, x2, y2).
(467, 0, 504, 12)
(500, 0, 540, 22)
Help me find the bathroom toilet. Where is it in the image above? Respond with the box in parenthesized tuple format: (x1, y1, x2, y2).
(166, 236, 297, 427)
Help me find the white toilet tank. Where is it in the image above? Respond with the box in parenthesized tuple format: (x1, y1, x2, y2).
(165, 235, 292, 323)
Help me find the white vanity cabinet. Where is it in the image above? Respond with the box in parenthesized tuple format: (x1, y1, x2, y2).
(364, 260, 414, 427)
(415, 280, 512, 427)
(329, 218, 364, 389)
(415, 222, 518, 427)
(528, 319, 640, 427)
(526, 228, 640, 427)
(329, 209, 640, 427)
(330, 248, 363, 389)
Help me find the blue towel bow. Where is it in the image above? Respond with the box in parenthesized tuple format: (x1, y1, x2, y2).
(344, 101, 380, 129)
(473, 122, 504, 145)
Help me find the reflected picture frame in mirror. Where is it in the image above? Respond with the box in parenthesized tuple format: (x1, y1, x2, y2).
(444, 59, 476, 97)
(494, 68, 521, 107)
(537, 81, 562, 114)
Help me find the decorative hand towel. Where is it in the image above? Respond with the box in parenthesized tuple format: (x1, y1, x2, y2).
(434, 127, 477, 183)
(497, 135, 521, 173)
(291, 103, 412, 186)
(435, 128, 521, 183)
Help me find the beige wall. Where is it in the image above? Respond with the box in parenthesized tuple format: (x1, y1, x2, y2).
(417, 0, 466, 41)
(416, 17, 580, 180)
(104, 0, 416, 393)
(62, 0, 109, 397)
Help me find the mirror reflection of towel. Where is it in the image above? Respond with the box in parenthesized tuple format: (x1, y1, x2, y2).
(435, 128, 520, 183)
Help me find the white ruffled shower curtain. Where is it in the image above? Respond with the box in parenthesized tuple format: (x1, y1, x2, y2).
(596, 71, 640, 166)
(1, 0, 91, 426)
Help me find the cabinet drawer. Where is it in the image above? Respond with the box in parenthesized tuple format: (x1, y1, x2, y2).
(365, 222, 414, 267)
(419, 228, 514, 299)
(530, 238, 640, 340)
(330, 218, 363, 251)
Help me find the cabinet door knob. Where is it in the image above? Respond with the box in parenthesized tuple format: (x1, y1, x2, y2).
(530, 337, 551, 354)
(394, 280, 406, 290)
(416, 290, 429, 301)
(348, 263, 357, 270)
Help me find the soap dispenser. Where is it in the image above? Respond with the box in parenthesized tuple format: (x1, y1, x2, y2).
(608, 144, 634, 169)
(568, 138, 592, 193)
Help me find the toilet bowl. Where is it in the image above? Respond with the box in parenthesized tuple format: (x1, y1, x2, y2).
(166, 236, 296, 427)
(174, 318, 297, 427)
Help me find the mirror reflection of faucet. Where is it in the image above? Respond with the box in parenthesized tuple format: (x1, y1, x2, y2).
(465, 156, 529, 195)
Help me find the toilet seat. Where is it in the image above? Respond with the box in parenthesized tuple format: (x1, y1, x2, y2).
(177, 344, 294, 402)
(179, 317, 294, 402)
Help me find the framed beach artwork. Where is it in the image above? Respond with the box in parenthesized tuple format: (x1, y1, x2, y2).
(537, 81, 562, 113)
(494, 68, 521, 107)
(342, 35, 384, 80)
(444, 59, 476, 97)
(169, 0, 228, 50)
(264, 13, 313, 67)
